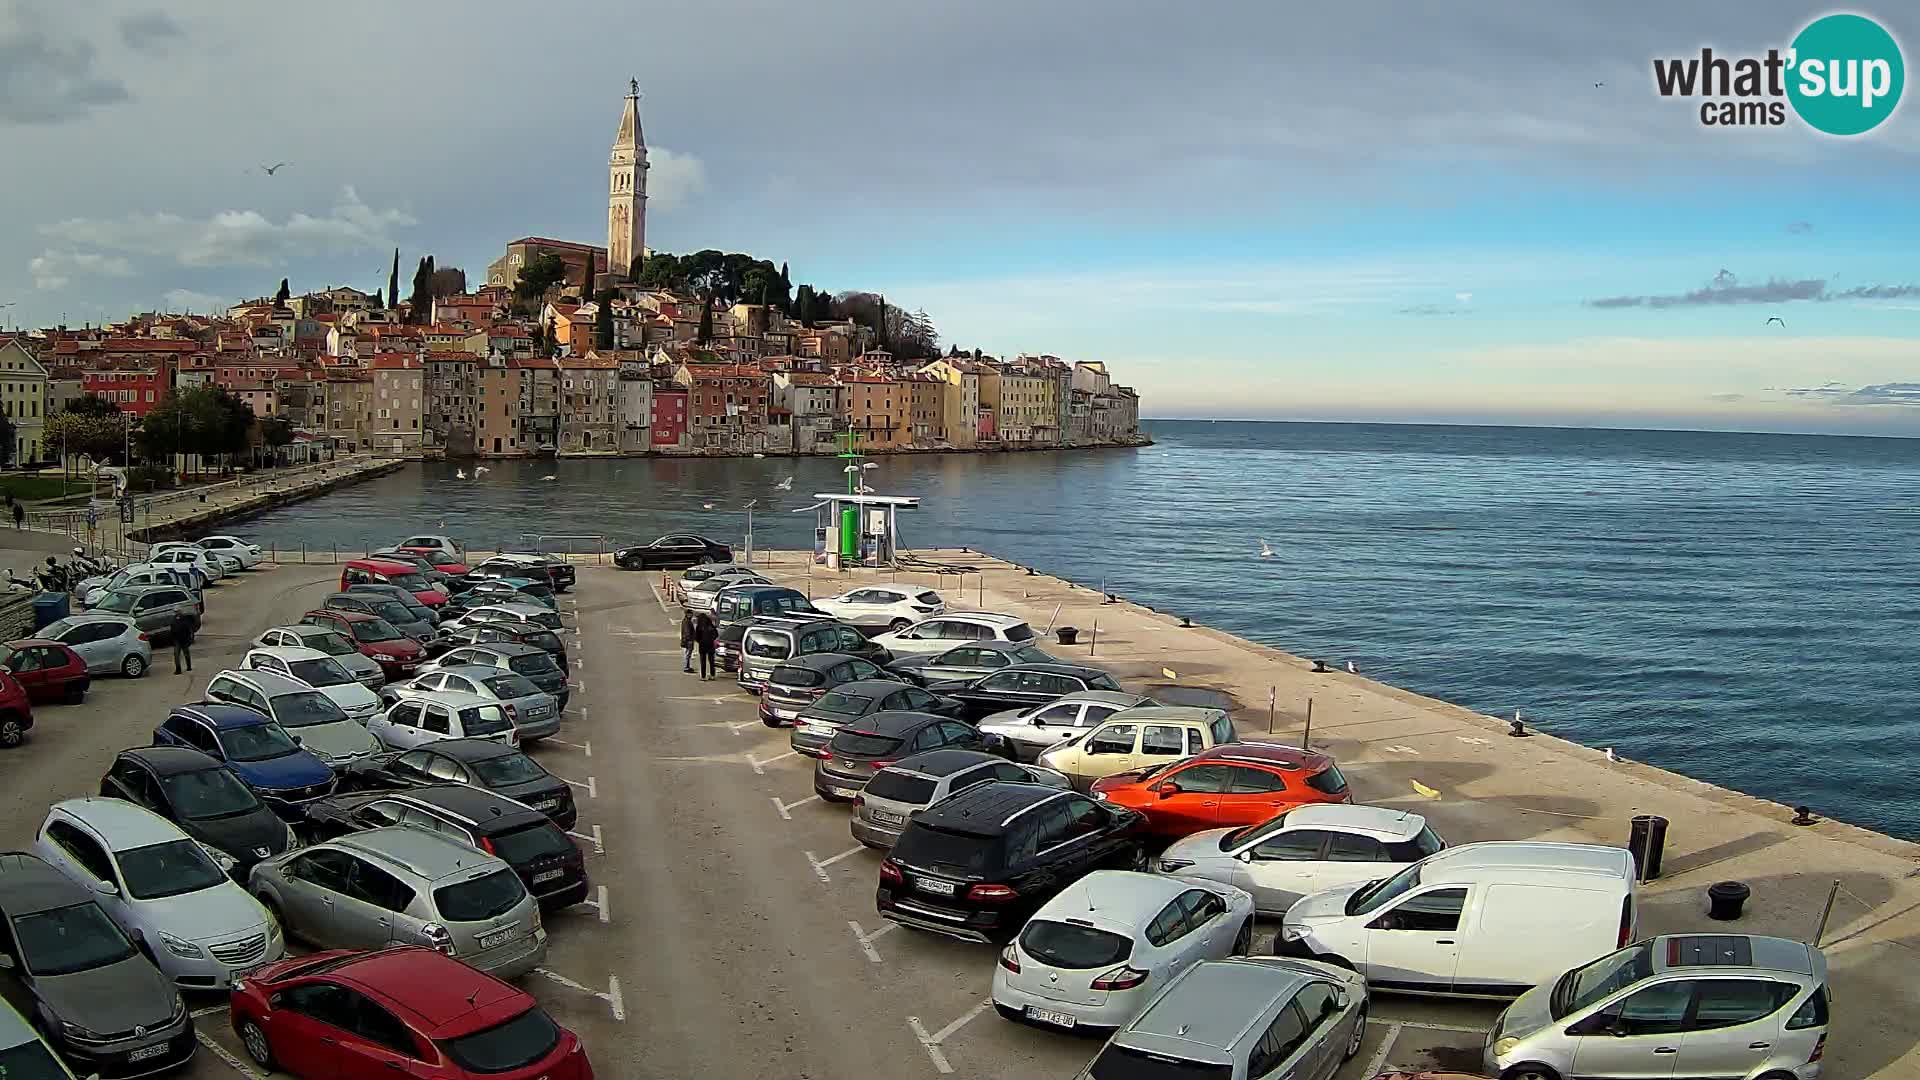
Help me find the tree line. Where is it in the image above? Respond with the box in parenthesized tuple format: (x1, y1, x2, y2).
(44, 388, 291, 475)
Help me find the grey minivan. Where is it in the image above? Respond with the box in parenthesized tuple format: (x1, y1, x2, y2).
(204, 668, 383, 768)
(386, 665, 559, 742)
(247, 825, 546, 980)
(88, 584, 199, 645)
(322, 592, 437, 647)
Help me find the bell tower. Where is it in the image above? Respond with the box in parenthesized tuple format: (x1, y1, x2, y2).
(608, 79, 649, 282)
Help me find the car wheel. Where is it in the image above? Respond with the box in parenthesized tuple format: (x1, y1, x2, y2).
(238, 1017, 276, 1070)
(1232, 917, 1253, 955)
(1344, 1005, 1367, 1060)
(63, 682, 86, 704)
(0, 716, 21, 749)
(888, 618, 911, 633)
(121, 653, 147, 678)
(696, 555, 713, 565)
(1501, 1066, 1561, 1080)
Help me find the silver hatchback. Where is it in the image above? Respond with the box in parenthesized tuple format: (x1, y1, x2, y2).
(852, 749, 1067, 849)
(387, 665, 559, 741)
(248, 825, 546, 980)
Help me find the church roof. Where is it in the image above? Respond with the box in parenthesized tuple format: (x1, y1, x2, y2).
(614, 82, 644, 148)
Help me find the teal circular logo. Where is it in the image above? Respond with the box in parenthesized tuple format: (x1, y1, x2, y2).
(1787, 13, 1905, 135)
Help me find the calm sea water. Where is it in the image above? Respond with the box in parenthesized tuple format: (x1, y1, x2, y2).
(236, 422, 1920, 838)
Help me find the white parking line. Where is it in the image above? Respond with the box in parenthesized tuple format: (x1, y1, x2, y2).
(569, 884, 611, 924)
(533, 968, 626, 1021)
(191, 1004, 227, 1018)
(1390, 1018, 1489, 1034)
(749, 750, 797, 774)
(1363, 1021, 1402, 1079)
(199, 1029, 267, 1078)
(554, 774, 597, 798)
(806, 845, 866, 884)
(647, 583, 674, 620)
(847, 919, 898, 963)
(567, 824, 605, 854)
(907, 998, 992, 1075)
(771, 794, 822, 820)
(547, 737, 593, 756)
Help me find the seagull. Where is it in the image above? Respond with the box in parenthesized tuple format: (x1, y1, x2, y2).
(1345, 660, 1358, 673)
(454, 468, 467, 480)
(776, 476, 793, 491)
(1257, 539, 1274, 558)
(259, 162, 291, 176)
(1593, 81, 1605, 88)
(540, 474, 557, 482)
(1765, 316, 1785, 327)
(702, 502, 716, 510)
(1605, 747, 1620, 763)
(473, 466, 490, 477)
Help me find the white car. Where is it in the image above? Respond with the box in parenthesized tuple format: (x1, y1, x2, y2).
(33, 798, 283, 989)
(992, 870, 1255, 1033)
(368, 689, 518, 750)
(445, 602, 563, 633)
(150, 541, 243, 575)
(240, 647, 384, 723)
(195, 535, 264, 569)
(77, 563, 197, 608)
(813, 585, 946, 632)
(251, 624, 385, 689)
(870, 612, 1038, 657)
(145, 546, 225, 582)
(1156, 805, 1447, 914)
(395, 533, 464, 560)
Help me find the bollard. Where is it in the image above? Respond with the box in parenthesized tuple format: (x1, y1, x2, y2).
(1628, 815, 1669, 882)
(1056, 626, 1079, 646)
(1707, 880, 1750, 921)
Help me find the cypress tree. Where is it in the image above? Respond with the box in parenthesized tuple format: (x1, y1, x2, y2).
(582, 257, 594, 302)
(697, 295, 714, 344)
(388, 248, 400, 310)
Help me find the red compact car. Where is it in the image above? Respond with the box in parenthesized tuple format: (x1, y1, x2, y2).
(1, 638, 89, 705)
(1090, 742, 1352, 838)
(231, 947, 594, 1080)
(0, 668, 32, 748)
(298, 608, 424, 680)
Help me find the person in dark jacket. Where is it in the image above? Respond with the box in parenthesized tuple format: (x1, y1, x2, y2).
(170, 610, 197, 674)
(680, 610, 697, 674)
(693, 612, 719, 680)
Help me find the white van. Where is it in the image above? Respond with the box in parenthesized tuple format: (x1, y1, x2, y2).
(1275, 841, 1637, 997)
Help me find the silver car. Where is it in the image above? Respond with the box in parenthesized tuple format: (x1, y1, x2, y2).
(88, 584, 199, 645)
(682, 574, 769, 613)
(248, 825, 547, 980)
(979, 690, 1157, 763)
(251, 624, 384, 689)
(387, 665, 559, 741)
(852, 749, 1067, 849)
(203, 668, 383, 769)
(322, 592, 437, 647)
(39, 613, 154, 678)
(368, 690, 518, 750)
(1488, 934, 1831, 1080)
(1076, 957, 1367, 1080)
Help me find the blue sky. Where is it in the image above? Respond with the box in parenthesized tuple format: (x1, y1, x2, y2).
(4, 0, 1918, 434)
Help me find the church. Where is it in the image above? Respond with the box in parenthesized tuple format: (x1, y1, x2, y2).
(485, 82, 650, 291)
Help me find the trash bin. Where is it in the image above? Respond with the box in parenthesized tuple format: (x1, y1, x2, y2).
(1708, 880, 1751, 921)
(1056, 626, 1080, 646)
(1627, 814, 1669, 882)
(32, 591, 70, 630)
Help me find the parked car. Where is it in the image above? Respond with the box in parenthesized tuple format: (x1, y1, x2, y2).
(446, 579, 550, 616)
(871, 612, 1039, 657)
(341, 559, 449, 610)
(248, 827, 546, 980)
(394, 533, 465, 561)
(1158, 805, 1446, 914)
(1073, 957, 1369, 1080)
(680, 574, 770, 614)
(251, 624, 384, 688)
(76, 564, 201, 609)
(887, 639, 1062, 688)
(389, 665, 559, 742)
(419, 642, 569, 711)
(614, 533, 733, 569)
(87, 584, 199, 645)
(0, 852, 195, 1076)
(204, 668, 384, 769)
(0, 639, 88, 705)
(813, 585, 946, 632)
(478, 575, 557, 608)
(150, 541, 243, 577)
(298, 609, 425, 681)
(1485, 934, 1830, 1080)
(441, 620, 569, 673)
(340, 741, 576, 830)
(737, 616, 891, 692)
(153, 704, 337, 815)
(34, 798, 283, 989)
(1277, 841, 1640, 997)
(39, 613, 154, 680)
(1039, 705, 1240, 790)
(241, 647, 383, 722)
(714, 585, 821, 628)
(98, 747, 299, 878)
(368, 547, 468, 582)
(758, 653, 888, 726)
(979, 690, 1157, 763)
(791, 679, 966, 759)
(0, 996, 78, 1080)
(230, 946, 592, 1079)
(481, 552, 575, 592)
(714, 621, 751, 673)
(877, 782, 1147, 942)
(943, 662, 1127, 721)
(321, 592, 439, 649)
(1091, 742, 1352, 839)
(195, 534, 264, 569)
(816, 711, 987, 802)
(852, 749, 1067, 849)
(993, 870, 1256, 1033)
(446, 602, 562, 633)
(0, 671, 32, 749)
(346, 582, 440, 627)
(682, 563, 760, 586)
(369, 691, 518, 750)
(145, 546, 224, 583)
(303, 787, 589, 910)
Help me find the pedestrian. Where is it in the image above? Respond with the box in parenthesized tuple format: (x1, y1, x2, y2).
(679, 610, 697, 674)
(694, 611, 719, 681)
(170, 610, 196, 675)
(10, 502, 21, 530)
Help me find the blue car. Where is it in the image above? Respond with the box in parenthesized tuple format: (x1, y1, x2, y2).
(152, 703, 336, 819)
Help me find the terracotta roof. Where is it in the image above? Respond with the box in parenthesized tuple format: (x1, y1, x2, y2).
(369, 355, 421, 371)
(504, 237, 606, 255)
(424, 351, 477, 363)
(784, 372, 839, 387)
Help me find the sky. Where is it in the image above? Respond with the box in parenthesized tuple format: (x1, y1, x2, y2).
(3, 0, 1919, 435)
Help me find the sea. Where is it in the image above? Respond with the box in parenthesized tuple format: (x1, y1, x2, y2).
(233, 420, 1920, 839)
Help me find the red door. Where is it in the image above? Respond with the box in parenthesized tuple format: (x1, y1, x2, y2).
(267, 984, 357, 1079)
(4, 652, 49, 703)
(1212, 765, 1294, 828)
(1145, 763, 1231, 836)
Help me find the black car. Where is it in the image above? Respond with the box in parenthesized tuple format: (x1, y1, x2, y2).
(338, 739, 576, 830)
(943, 662, 1127, 721)
(97, 746, 296, 878)
(614, 534, 734, 570)
(791, 679, 967, 758)
(887, 641, 1063, 688)
(494, 551, 576, 592)
(814, 710, 985, 802)
(441, 620, 569, 673)
(876, 782, 1146, 943)
(301, 785, 590, 909)
(759, 652, 888, 727)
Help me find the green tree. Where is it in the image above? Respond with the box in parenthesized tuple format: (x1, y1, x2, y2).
(388, 248, 400, 311)
(795, 285, 816, 327)
(64, 394, 121, 418)
(697, 294, 714, 344)
(594, 290, 615, 350)
(429, 265, 466, 297)
(513, 254, 570, 315)
(581, 257, 595, 303)
(778, 262, 791, 312)
(46, 413, 126, 463)
(0, 413, 15, 466)
(260, 416, 294, 451)
(274, 278, 290, 305)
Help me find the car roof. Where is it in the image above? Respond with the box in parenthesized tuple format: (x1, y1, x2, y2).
(174, 702, 276, 729)
(1050, 690, 1152, 707)
(333, 826, 505, 882)
(1005, 662, 1109, 679)
(1277, 804, 1426, 840)
(0, 851, 94, 915)
(1039, 870, 1192, 934)
(1413, 842, 1633, 886)
(1654, 934, 1816, 976)
(933, 612, 1027, 627)
(110, 583, 184, 596)
(1197, 742, 1332, 771)
(717, 583, 796, 597)
(363, 786, 546, 830)
(215, 667, 311, 696)
(916, 781, 1062, 834)
(326, 947, 527, 1037)
(1107, 705, 1227, 724)
(426, 738, 521, 762)
(472, 602, 547, 615)
(305, 607, 376, 622)
(347, 558, 415, 572)
(430, 663, 517, 680)
(248, 646, 330, 663)
(53, 612, 136, 626)
(52, 796, 188, 850)
(830, 678, 912, 696)
(776, 652, 864, 672)
(118, 745, 224, 776)
(454, 642, 543, 658)
(889, 748, 1002, 778)
(399, 688, 498, 710)
(1124, 958, 1313, 1054)
(850, 709, 945, 735)
(4, 638, 64, 650)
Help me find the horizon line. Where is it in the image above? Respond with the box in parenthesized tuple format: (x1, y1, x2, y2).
(1140, 416, 1920, 442)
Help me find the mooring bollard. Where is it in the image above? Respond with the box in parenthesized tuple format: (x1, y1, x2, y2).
(1707, 880, 1750, 920)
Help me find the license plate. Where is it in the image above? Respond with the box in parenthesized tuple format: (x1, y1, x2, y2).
(478, 928, 515, 949)
(533, 799, 559, 810)
(532, 869, 564, 884)
(830, 786, 859, 799)
(915, 878, 957, 896)
(128, 1044, 169, 1063)
(870, 810, 905, 826)
(1024, 1006, 1077, 1029)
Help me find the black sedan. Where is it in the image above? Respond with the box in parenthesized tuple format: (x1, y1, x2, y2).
(614, 534, 734, 570)
(337, 738, 577, 830)
(97, 746, 296, 877)
(790, 678, 966, 758)
(887, 640, 1062, 687)
(942, 662, 1127, 721)
(814, 711, 987, 801)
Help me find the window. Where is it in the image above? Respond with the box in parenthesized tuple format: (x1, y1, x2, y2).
(1327, 833, 1391, 862)
(1592, 980, 1694, 1037)
(1168, 764, 1232, 793)
(1144, 900, 1191, 947)
(1292, 982, 1339, 1027)
(46, 821, 116, 883)
(1690, 979, 1797, 1030)
(388, 702, 423, 729)
(1787, 985, 1828, 1029)
(1178, 888, 1227, 930)
(1061, 796, 1106, 839)
(1085, 724, 1136, 755)
(423, 754, 466, 782)
(345, 857, 415, 913)
(1253, 829, 1327, 862)
(1228, 766, 1287, 793)
(291, 849, 355, 893)
(1210, 713, 1235, 746)
(281, 983, 358, 1029)
(1376, 887, 1466, 932)
(422, 706, 452, 735)
(1140, 725, 1184, 756)
(1246, 1003, 1309, 1077)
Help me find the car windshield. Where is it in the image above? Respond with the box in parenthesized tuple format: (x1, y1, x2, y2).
(490, 820, 573, 863)
(387, 572, 430, 591)
(771, 666, 824, 688)
(744, 631, 792, 659)
(118, 839, 228, 900)
(223, 722, 301, 762)
(92, 591, 139, 613)
(1089, 674, 1124, 691)
(271, 690, 348, 727)
(288, 658, 353, 687)
(460, 706, 512, 737)
(438, 1006, 560, 1074)
(0, 1036, 68, 1079)
(813, 692, 871, 716)
(367, 600, 415, 624)
(529, 610, 562, 629)
(433, 868, 527, 922)
(349, 619, 404, 643)
(302, 632, 358, 658)
(520, 631, 563, 653)
(1003, 623, 1034, 642)
(471, 753, 547, 786)
(1019, 920, 1133, 969)
(1011, 645, 1054, 665)
(1553, 943, 1654, 1019)
(890, 824, 1000, 875)
(862, 770, 937, 804)
(506, 654, 557, 677)
(12, 902, 136, 977)
(1089, 1045, 1230, 1079)
(483, 674, 542, 699)
(162, 767, 262, 819)
(1346, 860, 1421, 915)
(829, 731, 903, 757)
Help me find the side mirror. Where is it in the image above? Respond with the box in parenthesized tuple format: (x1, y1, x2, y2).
(1331, 987, 1349, 1010)
(1154, 781, 1181, 799)
(92, 879, 118, 897)
(0, 953, 13, 970)
(291, 735, 304, 746)
(1235, 849, 1254, 863)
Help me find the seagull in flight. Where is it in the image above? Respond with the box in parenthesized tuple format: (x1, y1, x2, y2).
(1766, 316, 1786, 327)
(702, 502, 716, 510)
(473, 466, 490, 477)
(259, 162, 291, 175)
(539, 474, 557, 481)
(1593, 81, 1605, 88)
(775, 476, 793, 491)
(1258, 539, 1274, 558)
(454, 468, 467, 480)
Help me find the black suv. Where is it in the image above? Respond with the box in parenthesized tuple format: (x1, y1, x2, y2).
(302, 786, 590, 909)
(97, 746, 296, 878)
(814, 709, 985, 801)
(877, 782, 1145, 943)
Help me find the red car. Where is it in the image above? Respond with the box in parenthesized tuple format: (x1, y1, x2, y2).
(398, 546, 471, 577)
(0, 668, 32, 748)
(1090, 742, 1352, 838)
(0, 638, 89, 705)
(342, 558, 450, 609)
(298, 608, 424, 680)
(231, 947, 593, 1080)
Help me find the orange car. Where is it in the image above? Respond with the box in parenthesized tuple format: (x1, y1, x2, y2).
(1089, 741, 1351, 838)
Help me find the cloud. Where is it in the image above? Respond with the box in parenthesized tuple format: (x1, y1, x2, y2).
(117, 10, 183, 53)
(1782, 381, 1920, 406)
(162, 288, 226, 312)
(1454, 291, 1473, 303)
(1588, 275, 1920, 309)
(28, 249, 134, 290)
(1398, 303, 1469, 317)
(1785, 221, 1814, 234)
(0, 2, 132, 123)
(1707, 392, 1746, 402)
(40, 187, 417, 268)
(647, 147, 706, 211)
